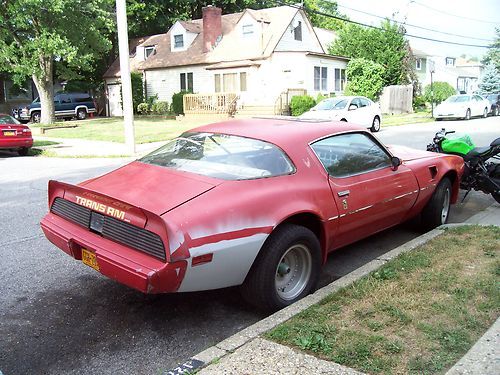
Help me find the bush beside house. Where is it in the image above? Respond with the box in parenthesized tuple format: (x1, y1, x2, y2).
(290, 95, 316, 116)
(423, 81, 455, 105)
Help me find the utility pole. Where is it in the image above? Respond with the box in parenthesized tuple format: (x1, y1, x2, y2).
(116, 0, 135, 154)
(429, 59, 435, 118)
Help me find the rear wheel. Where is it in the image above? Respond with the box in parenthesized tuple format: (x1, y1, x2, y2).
(77, 109, 87, 120)
(240, 224, 321, 312)
(421, 178, 452, 231)
(483, 108, 488, 118)
(370, 116, 381, 132)
(18, 147, 29, 156)
(465, 109, 471, 120)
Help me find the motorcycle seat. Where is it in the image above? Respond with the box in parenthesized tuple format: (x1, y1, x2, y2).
(467, 147, 490, 157)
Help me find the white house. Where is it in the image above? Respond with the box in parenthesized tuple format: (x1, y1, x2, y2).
(103, 5, 349, 116)
(412, 48, 483, 94)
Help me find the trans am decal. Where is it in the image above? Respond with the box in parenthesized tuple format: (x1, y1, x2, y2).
(74, 195, 127, 221)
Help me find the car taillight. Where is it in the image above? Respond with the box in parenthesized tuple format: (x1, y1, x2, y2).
(22, 128, 31, 134)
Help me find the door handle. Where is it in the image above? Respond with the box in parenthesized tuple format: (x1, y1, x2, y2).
(338, 190, 350, 197)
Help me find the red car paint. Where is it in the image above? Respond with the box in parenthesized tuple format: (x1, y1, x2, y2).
(0, 114, 33, 153)
(40, 118, 464, 294)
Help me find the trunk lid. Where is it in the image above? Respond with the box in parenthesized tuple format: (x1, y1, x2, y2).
(80, 161, 219, 216)
(0, 123, 31, 139)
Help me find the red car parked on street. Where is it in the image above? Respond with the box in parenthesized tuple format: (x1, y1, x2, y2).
(0, 113, 33, 156)
(40, 118, 464, 311)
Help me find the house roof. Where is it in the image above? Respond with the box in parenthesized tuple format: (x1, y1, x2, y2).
(104, 5, 342, 79)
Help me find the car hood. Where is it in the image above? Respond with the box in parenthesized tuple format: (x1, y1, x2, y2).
(387, 145, 435, 161)
(80, 161, 219, 216)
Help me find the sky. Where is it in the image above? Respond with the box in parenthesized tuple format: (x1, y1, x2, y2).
(334, 0, 500, 59)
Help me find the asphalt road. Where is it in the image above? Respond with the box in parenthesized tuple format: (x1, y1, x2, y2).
(0, 116, 498, 375)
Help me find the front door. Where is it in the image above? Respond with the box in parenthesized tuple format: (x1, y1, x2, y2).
(311, 132, 419, 249)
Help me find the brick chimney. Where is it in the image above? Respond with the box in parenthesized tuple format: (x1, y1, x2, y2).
(202, 5, 222, 53)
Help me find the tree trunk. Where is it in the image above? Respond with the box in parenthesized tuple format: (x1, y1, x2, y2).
(32, 55, 55, 125)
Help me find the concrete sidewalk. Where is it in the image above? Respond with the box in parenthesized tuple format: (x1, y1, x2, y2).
(34, 136, 164, 157)
(188, 205, 500, 375)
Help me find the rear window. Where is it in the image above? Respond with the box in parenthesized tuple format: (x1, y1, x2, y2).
(0, 115, 20, 125)
(139, 132, 295, 180)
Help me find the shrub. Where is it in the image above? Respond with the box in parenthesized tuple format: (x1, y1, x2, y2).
(151, 101, 169, 115)
(344, 58, 385, 100)
(413, 95, 426, 111)
(171, 91, 190, 115)
(120, 72, 144, 114)
(137, 102, 150, 115)
(423, 81, 455, 105)
(290, 95, 316, 116)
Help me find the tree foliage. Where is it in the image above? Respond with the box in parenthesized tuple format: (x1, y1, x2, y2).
(478, 64, 500, 94)
(329, 20, 413, 87)
(0, 0, 113, 123)
(423, 82, 455, 105)
(482, 28, 500, 71)
(344, 58, 385, 100)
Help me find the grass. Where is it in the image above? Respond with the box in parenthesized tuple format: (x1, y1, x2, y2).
(35, 117, 214, 144)
(32, 140, 60, 147)
(383, 110, 435, 127)
(266, 226, 500, 375)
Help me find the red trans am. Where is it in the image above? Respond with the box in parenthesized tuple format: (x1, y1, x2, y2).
(40, 119, 464, 310)
(0, 114, 33, 156)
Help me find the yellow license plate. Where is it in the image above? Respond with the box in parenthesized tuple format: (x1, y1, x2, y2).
(82, 248, 100, 271)
(3, 131, 15, 136)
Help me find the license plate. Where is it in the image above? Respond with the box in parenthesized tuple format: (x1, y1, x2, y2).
(3, 131, 15, 136)
(82, 248, 99, 271)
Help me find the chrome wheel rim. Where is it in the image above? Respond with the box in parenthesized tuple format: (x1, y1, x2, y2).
(275, 244, 312, 301)
(373, 118, 380, 131)
(483, 109, 487, 118)
(441, 188, 451, 224)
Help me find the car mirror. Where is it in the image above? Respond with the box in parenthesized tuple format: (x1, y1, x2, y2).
(348, 104, 357, 111)
(391, 156, 401, 171)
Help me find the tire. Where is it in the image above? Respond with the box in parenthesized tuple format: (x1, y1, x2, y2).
(495, 107, 499, 116)
(77, 109, 87, 120)
(493, 193, 500, 204)
(465, 109, 471, 120)
(436, 118, 443, 121)
(18, 147, 29, 156)
(370, 116, 381, 132)
(240, 224, 321, 312)
(420, 178, 452, 231)
(483, 108, 488, 118)
(31, 112, 41, 123)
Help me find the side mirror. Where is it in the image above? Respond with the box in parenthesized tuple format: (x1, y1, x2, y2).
(348, 104, 357, 111)
(391, 156, 401, 171)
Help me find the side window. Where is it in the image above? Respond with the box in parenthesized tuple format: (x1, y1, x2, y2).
(359, 98, 370, 107)
(350, 98, 361, 109)
(311, 133, 391, 178)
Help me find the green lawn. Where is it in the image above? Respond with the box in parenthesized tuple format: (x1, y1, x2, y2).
(36, 117, 215, 144)
(267, 226, 499, 375)
(383, 110, 434, 126)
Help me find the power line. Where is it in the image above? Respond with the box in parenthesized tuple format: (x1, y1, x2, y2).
(335, 2, 494, 42)
(411, 0, 499, 25)
(272, 1, 492, 48)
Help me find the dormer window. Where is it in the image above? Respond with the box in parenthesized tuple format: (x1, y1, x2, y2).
(242, 24, 254, 35)
(446, 57, 455, 66)
(144, 46, 155, 59)
(294, 21, 302, 41)
(174, 34, 184, 48)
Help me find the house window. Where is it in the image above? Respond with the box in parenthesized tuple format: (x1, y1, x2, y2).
(214, 72, 247, 92)
(314, 66, 327, 91)
(446, 57, 455, 66)
(415, 58, 422, 70)
(334, 68, 346, 91)
(144, 46, 155, 59)
(180, 72, 193, 92)
(294, 21, 302, 41)
(174, 34, 184, 48)
(242, 24, 254, 35)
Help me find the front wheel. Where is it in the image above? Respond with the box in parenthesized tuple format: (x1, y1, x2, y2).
(371, 116, 381, 132)
(420, 178, 452, 231)
(77, 109, 87, 120)
(18, 147, 29, 156)
(240, 224, 321, 312)
(31, 112, 41, 123)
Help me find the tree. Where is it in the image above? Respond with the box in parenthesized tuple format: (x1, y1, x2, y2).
(423, 82, 455, 105)
(478, 64, 500, 94)
(344, 58, 385, 100)
(482, 28, 500, 71)
(329, 20, 412, 87)
(0, 0, 113, 124)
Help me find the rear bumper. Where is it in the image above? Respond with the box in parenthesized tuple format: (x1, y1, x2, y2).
(0, 137, 33, 149)
(40, 213, 187, 293)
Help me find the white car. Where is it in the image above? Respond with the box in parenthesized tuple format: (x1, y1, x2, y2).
(299, 96, 382, 132)
(434, 94, 490, 121)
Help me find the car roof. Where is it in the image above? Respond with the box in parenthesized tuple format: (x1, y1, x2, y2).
(189, 118, 365, 151)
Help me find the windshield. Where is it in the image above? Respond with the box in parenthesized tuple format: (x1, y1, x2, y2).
(313, 98, 348, 111)
(487, 94, 498, 102)
(0, 114, 20, 125)
(445, 95, 470, 103)
(140, 132, 295, 180)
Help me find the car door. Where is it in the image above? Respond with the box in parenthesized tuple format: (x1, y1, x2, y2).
(347, 97, 364, 125)
(357, 97, 373, 127)
(310, 132, 419, 249)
